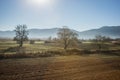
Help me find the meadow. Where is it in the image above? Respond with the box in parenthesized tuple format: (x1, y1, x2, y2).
(0, 40, 120, 56)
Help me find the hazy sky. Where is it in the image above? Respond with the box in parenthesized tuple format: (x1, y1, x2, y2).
(0, 0, 120, 31)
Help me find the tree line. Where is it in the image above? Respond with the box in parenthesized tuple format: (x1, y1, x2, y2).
(14, 24, 116, 51)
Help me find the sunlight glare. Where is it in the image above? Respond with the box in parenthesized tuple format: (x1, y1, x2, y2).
(26, 0, 54, 7)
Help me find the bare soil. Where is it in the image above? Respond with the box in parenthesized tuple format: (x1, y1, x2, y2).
(0, 56, 120, 80)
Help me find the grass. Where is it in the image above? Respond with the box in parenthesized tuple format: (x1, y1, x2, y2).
(0, 40, 62, 54)
(0, 40, 120, 59)
(0, 41, 119, 51)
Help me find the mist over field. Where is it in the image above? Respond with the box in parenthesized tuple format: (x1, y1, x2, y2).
(0, 26, 120, 39)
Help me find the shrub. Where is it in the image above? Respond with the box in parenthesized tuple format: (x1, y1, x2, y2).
(16, 47, 26, 54)
(0, 53, 4, 59)
(4, 53, 28, 59)
(30, 40, 35, 44)
(3, 47, 20, 53)
(66, 49, 81, 55)
(81, 49, 92, 54)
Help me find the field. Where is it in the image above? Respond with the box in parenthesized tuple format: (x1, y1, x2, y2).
(0, 40, 120, 54)
(0, 40, 120, 80)
(0, 40, 62, 54)
(0, 56, 120, 80)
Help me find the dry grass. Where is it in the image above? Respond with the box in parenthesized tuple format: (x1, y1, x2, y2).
(0, 56, 120, 80)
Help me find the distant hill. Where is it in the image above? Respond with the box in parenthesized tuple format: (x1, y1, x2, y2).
(0, 26, 120, 39)
(79, 26, 120, 39)
(28, 28, 59, 39)
(0, 28, 59, 39)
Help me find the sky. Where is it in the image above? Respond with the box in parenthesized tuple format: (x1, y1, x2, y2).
(0, 0, 120, 31)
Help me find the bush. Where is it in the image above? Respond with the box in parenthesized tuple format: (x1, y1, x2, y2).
(66, 49, 80, 55)
(32, 50, 63, 57)
(0, 53, 4, 59)
(16, 47, 26, 54)
(81, 49, 92, 54)
(30, 40, 35, 44)
(4, 53, 28, 59)
(3, 47, 20, 53)
(46, 51, 63, 55)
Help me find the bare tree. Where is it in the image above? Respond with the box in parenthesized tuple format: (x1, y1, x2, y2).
(57, 27, 78, 50)
(14, 25, 29, 47)
(95, 35, 108, 51)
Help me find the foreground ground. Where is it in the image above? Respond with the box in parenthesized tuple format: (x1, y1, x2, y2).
(0, 55, 120, 80)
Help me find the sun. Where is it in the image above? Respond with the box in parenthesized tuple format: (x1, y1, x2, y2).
(26, 0, 54, 7)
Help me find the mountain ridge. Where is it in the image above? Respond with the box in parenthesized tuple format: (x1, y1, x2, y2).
(0, 26, 120, 39)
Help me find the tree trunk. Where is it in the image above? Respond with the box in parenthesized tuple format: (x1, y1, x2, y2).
(64, 43, 68, 51)
(98, 44, 102, 53)
(64, 45, 67, 50)
(19, 41, 23, 47)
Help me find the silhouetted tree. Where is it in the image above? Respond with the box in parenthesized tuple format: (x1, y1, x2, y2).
(48, 36, 52, 41)
(57, 26, 78, 50)
(14, 25, 29, 47)
(95, 35, 108, 51)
